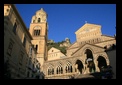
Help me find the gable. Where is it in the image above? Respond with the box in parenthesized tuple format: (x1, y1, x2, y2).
(48, 47, 60, 54)
(72, 43, 105, 57)
(67, 42, 78, 50)
(101, 35, 115, 41)
(75, 23, 101, 35)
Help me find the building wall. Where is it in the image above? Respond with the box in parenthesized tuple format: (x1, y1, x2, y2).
(66, 42, 79, 57)
(44, 43, 111, 79)
(4, 4, 116, 79)
(106, 48, 116, 79)
(4, 4, 42, 79)
(75, 23, 102, 42)
(48, 47, 66, 61)
(44, 23, 116, 79)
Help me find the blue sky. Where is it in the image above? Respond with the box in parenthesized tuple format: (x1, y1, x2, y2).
(15, 4, 116, 44)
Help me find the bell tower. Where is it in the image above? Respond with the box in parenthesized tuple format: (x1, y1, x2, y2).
(29, 8, 48, 69)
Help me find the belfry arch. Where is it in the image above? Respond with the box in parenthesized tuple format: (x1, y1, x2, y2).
(97, 56, 107, 72)
(75, 60, 84, 74)
(85, 49, 95, 73)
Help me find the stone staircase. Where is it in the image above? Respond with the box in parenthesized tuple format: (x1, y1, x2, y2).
(74, 73, 95, 79)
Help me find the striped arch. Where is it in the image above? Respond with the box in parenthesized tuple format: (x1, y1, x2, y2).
(82, 47, 96, 73)
(73, 58, 84, 64)
(75, 59, 84, 74)
(96, 54, 110, 72)
(82, 47, 94, 56)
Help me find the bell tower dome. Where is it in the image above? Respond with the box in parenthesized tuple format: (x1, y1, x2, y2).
(31, 8, 47, 24)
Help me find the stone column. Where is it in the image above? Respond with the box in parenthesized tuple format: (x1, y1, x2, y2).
(63, 66, 66, 75)
(54, 68, 57, 76)
(72, 64, 75, 73)
(75, 64, 80, 74)
(94, 60, 100, 72)
(83, 62, 87, 74)
(106, 58, 110, 66)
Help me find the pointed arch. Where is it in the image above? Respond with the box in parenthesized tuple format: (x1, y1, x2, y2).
(47, 64, 54, 75)
(38, 18, 41, 22)
(65, 61, 73, 73)
(56, 62, 63, 74)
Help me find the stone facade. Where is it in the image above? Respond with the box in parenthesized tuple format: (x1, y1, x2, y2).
(4, 4, 43, 79)
(4, 4, 116, 79)
(43, 23, 116, 79)
(48, 47, 66, 61)
(105, 45, 116, 79)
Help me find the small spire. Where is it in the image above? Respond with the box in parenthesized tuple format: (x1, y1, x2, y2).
(41, 8, 43, 10)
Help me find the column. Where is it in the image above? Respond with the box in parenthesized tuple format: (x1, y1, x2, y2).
(94, 60, 100, 72)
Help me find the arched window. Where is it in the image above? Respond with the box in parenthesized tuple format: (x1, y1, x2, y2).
(35, 45, 38, 51)
(65, 62, 72, 73)
(38, 18, 41, 22)
(48, 66, 54, 75)
(34, 30, 40, 36)
(56, 64, 63, 74)
(52, 68, 54, 74)
(33, 26, 41, 36)
(56, 68, 58, 74)
(61, 67, 63, 74)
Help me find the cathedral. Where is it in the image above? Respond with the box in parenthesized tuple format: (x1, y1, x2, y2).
(29, 8, 116, 79)
(4, 4, 116, 79)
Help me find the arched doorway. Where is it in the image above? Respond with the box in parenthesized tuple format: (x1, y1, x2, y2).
(97, 56, 107, 72)
(75, 60, 84, 74)
(85, 49, 95, 73)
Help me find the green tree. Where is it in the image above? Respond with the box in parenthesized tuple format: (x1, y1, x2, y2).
(47, 41, 67, 54)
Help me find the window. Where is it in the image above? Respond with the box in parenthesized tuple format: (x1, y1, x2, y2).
(29, 58, 31, 66)
(6, 9, 9, 12)
(33, 26, 41, 36)
(56, 66, 63, 74)
(7, 39, 14, 56)
(35, 45, 38, 51)
(23, 36, 26, 47)
(65, 63, 72, 73)
(52, 50, 53, 52)
(13, 22, 17, 34)
(38, 30, 40, 35)
(38, 18, 41, 22)
(19, 51, 24, 65)
(29, 47, 32, 55)
(37, 63, 40, 69)
(34, 30, 40, 36)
